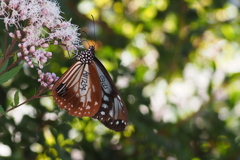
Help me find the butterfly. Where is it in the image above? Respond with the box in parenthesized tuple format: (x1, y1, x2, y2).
(52, 46, 128, 132)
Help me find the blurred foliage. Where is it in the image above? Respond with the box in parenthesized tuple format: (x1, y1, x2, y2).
(1, 0, 240, 159)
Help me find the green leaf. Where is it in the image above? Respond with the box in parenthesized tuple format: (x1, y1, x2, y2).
(0, 63, 23, 85)
(10, 102, 14, 108)
(0, 59, 9, 73)
(13, 53, 18, 62)
(0, 105, 7, 116)
(14, 90, 19, 106)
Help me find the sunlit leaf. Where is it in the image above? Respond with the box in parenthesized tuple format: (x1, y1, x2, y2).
(14, 90, 19, 106)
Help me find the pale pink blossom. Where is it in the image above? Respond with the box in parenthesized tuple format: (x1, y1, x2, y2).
(0, 0, 81, 88)
(38, 70, 59, 89)
(0, 0, 81, 69)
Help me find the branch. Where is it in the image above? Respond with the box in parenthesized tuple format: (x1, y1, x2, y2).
(0, 94, 52, 117)
(0, 56, 24, 76)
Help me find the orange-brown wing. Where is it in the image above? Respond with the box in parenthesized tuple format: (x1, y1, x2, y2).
(52, 61, 102, 117)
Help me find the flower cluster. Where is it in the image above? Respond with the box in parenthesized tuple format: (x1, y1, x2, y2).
(0, 0, 81, 88)
(38, 70, 59, 90)
(17, 43, 52, 69)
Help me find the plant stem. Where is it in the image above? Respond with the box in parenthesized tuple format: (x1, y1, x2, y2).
(0, 56, 24, 76)
(3, 30, 8, 56)
(5, 39, 17, 57)
(0, 94, 52, 117)
(0, 39, 18, 69)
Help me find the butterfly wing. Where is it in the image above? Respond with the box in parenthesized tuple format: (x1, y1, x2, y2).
(52, 45, 128, 132)
(52, 61, 102, 117)
(92, 57, 128, 131)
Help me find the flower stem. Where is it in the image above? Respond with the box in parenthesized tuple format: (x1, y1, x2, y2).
(5, 39, 17, 57)
(0, 39, 18, 69)
(0, 56, 24, 76)
(0, 94, 52, 117)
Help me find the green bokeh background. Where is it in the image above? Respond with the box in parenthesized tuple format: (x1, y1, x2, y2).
(1, 0, 240, 159)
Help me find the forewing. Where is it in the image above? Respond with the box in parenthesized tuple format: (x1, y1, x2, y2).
(52, 61, 102, 117)
(92, 58, 128, 132)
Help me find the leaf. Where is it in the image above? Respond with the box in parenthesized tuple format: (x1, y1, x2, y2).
(0, 63, 23, 85)
(0, 59, 9, 73)
(0, 105, 7, 116)
(14, 90, 19, 106)
(10, 102, 14, 108)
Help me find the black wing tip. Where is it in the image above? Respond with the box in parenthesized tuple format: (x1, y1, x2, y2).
(101, 119, 127, 132)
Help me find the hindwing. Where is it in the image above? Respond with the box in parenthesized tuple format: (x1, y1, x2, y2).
(92, 57, 128, 131)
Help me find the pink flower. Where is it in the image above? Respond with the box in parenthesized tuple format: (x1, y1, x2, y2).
(0, 0, 81, 69)
(0, 0, 82, 87)
(38, 70, 59, 89)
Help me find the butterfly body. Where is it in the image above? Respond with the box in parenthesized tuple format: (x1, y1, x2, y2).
(52, 46, 128, 131)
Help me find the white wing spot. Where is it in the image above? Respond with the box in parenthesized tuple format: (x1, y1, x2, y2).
(94, 101, 98, 106)
(120, 102, 123, 106)
(109, 109, 113, 117)
(68, 108, 71, 110)
(103, 95, 109, 101)
(116, 121, 119, 125)
(78, 112, 81, 115)
(86, 106, 91, 110)
(64, 105, 67, 108)
(60, 102, 63, 105)
(80, 97, 85, 103)
(117, 95, 121, 100)
(101, 111, 105, 115)
(76, 93, 79, 98)
(102, 103, 108, 109)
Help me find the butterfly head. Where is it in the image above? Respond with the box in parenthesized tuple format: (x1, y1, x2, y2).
(76, 46, 95, 64)
(89, 45, 95, 52)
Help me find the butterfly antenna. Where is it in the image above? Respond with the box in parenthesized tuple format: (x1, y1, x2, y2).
(91, 15, 97, 47)
(81, 30, 92, 48)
